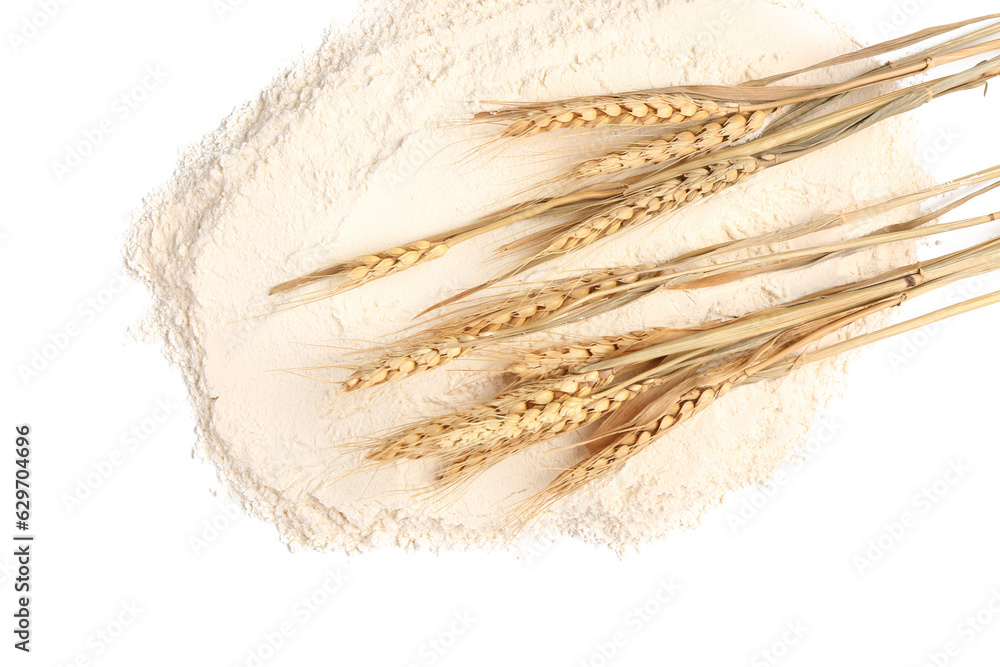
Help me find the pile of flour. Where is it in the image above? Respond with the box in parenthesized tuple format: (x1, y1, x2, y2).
(125, 0, 927, 552)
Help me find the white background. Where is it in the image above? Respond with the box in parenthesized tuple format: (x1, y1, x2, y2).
(2, 1, 1000, 665)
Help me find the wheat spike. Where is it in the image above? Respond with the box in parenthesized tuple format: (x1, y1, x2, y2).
(431, 376, 665, 492)
(540, 156, 772, 257)
(341, 265, 655, 390)
(269, 240, 449, 296)
(515, 374, 739, 523)
(509, 328, 671, 379)
(479, 94, 734, 138)
(342, 339, 465, 392)
(366, 370, 614, 462)
(572, 111, 770, 178)
(374, 328, 686, 486)
(364, 367, 663, 465)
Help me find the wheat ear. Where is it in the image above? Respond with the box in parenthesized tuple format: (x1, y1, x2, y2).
(269, 240, 450, 296)
(459, 58, 1000, 293)
(365, 370, 620, 462)
(477, 94, 735, 138)
(341, 265, 655, 390)
(540, 156, 770, 257)
(511, 371, 740, 527)
(571, 111, 771, 178)
(430, 374, 670, 495)
(506, 328, 677, 379)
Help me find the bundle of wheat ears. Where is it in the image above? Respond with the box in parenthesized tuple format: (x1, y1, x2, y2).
(268, 14, 1000, 531)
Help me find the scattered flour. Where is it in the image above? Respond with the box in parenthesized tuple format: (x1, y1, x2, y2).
(125, 0, 927, 552)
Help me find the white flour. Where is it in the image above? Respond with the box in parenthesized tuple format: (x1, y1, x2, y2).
(125, 0, 926, 552)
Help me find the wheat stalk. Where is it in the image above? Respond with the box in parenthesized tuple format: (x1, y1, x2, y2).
(337, 228, 1000, 540)
(340, 189, 1000, 392)
(515, 284, 1000, 528)
(416, 55, 1000, 308)
(495, 57, 1000, 277)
